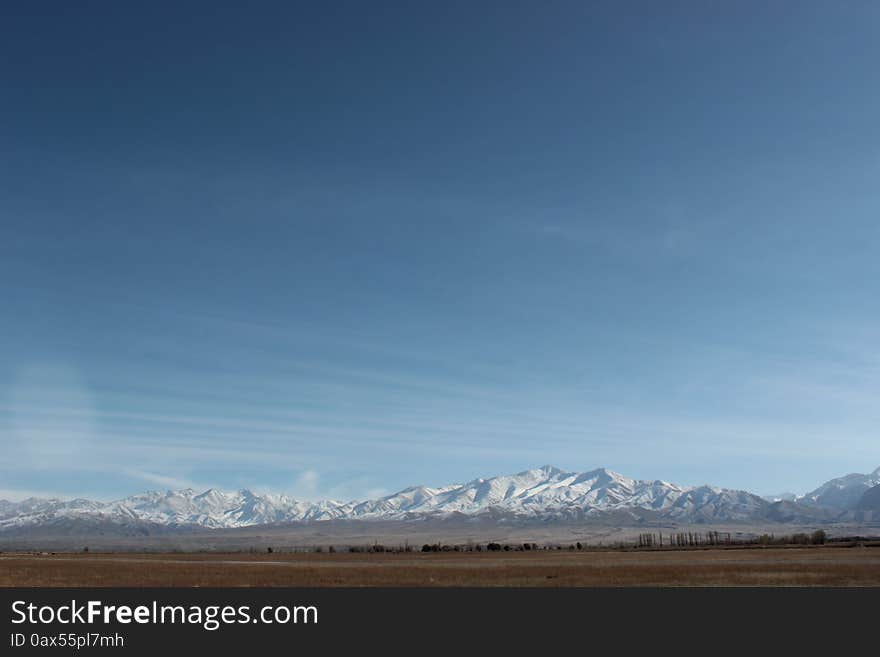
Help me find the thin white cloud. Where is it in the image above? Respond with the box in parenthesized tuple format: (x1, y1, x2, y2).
(118, 468, 197, 491)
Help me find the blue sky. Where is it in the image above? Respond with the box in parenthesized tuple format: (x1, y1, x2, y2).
(2, 2, 879, 501)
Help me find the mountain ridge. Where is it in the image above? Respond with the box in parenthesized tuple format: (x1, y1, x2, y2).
(2, 464, 878, 533)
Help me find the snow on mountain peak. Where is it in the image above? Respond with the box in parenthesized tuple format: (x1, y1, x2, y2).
(3, 464, 867, 532)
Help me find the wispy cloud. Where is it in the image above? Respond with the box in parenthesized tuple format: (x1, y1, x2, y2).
(118, 468, 198, 491)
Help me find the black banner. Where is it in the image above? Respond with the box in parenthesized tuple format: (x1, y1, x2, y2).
(1, 588, 877, 654)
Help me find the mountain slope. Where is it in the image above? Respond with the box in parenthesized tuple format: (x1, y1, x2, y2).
(857, 484, 880, 512)
(801, 466, 880, 510)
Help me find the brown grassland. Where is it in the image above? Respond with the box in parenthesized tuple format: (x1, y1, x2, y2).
(2, 545, 880, 586)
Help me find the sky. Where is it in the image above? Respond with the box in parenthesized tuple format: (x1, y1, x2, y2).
(1, 1, 879, 502)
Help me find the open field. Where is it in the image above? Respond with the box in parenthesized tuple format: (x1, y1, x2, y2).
(2, 545, 880, 586)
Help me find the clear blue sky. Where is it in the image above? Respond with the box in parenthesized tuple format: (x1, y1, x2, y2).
(2, 2, 879, 501)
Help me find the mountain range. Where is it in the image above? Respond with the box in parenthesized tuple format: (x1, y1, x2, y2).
(2, 464, 879, 534)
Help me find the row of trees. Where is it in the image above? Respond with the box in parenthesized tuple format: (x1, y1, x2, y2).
(755, 530, 826, 545)
(636, 529, 827, 549)
(249, 529, 830, 554)
(68, 528, 834, 557)
(638, 530, 734, 548)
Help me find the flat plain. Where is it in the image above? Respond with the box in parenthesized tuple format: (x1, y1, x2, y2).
(3, 545, 880, 586)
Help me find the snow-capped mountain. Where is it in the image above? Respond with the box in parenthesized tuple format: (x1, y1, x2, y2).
(800, 466, 880, 510)
(4, 464, 880, 533)
(0, 465, 777, 532)
(103, 488, 350, 528)
(346, 466, 767, 522)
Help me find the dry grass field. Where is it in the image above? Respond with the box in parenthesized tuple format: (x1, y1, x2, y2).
(2, 545, 880, 586)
